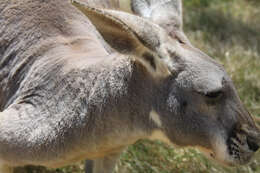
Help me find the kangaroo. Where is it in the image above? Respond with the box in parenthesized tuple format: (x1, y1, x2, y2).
(0, 0, 259, 173)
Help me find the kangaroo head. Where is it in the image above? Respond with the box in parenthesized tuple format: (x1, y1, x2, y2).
(155, 46, 260, 165)
(72, 0, 260, 166)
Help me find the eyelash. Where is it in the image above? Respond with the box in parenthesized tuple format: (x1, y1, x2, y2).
(205, 91, 223, 99)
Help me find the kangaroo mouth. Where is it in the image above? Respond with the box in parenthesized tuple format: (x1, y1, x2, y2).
(225, 129, 259, 165)
(208, 127, 259, 166)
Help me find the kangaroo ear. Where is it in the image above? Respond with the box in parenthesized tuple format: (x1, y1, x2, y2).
(132, 0, 183, 32)
(72, 0, 171, 77)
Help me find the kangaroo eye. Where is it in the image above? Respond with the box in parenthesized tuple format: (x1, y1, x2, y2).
(205, 91, 223, 99)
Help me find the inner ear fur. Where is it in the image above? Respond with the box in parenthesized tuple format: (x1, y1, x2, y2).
(71, 0, 171, 77)
(72, 0, 140, 53)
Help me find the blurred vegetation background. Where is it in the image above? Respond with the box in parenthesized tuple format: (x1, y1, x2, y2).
(16, 0, 260, 172)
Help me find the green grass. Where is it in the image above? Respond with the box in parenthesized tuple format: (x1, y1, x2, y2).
(15, 0, 260, 172)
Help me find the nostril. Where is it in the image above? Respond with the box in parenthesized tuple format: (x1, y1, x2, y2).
(247, 137, 259, 152)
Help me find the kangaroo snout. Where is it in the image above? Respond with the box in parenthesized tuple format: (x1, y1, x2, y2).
(224, 122, 260, 165)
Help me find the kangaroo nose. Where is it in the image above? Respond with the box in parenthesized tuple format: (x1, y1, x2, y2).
(247, 137, 259, 152)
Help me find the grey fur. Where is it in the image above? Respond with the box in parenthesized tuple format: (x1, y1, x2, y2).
(0, 0, 259, 173)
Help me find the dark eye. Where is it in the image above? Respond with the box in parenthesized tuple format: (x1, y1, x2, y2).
(205, 91, 223, 99)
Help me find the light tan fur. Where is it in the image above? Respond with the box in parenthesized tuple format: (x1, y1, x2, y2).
(150, 110, 163, 127)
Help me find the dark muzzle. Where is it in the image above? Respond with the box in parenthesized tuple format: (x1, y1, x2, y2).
(247, 136, 259, 152)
